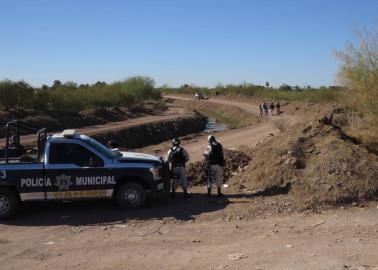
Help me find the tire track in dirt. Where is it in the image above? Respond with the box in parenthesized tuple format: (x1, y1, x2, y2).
(144, 95, 301, 162)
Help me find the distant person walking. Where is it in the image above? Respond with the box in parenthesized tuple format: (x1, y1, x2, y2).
(263, 101, 269, 116)
(269, 102, 275, 115)
(276, 101, 281, 116)
(203, 135, 225, 197)
(166, 138, 190, 198)
(259, 101, 264, 115)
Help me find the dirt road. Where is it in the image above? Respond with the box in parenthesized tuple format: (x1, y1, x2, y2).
(0, 195, 377, 270)
(141, 95, 300, 162)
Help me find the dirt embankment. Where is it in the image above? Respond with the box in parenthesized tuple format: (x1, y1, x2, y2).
(0, 101, 167, 138)
(92, 111, 207, 149)
(327, 110, 378, 155)
(228, 110, 378, 212)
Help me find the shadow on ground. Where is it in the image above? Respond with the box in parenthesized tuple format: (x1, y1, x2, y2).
(1, 193, 231, 227)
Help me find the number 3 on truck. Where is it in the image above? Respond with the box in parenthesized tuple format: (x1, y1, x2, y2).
(0, 170, 6, 180)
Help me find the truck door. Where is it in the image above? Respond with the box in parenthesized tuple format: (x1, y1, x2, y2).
(44, 142, 113, 200)
(1, 163, 45, 201)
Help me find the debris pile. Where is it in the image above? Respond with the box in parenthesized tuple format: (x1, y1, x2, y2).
(187, 149, 250, 186)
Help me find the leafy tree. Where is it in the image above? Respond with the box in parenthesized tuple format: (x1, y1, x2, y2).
(278, 84, 292, 91)
(335, 28, 378, 116)
(0, 80, 33, 109)
(53, 80, 62, 87)
(0, 76, 162, 112)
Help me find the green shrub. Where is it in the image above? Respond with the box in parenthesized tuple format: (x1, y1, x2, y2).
(161, 83, 340, 103)
(0, 80, 34, 109)
(335, 29, 378, 116)
(0, 76, 161, 112)
(335, 28, 378, 148)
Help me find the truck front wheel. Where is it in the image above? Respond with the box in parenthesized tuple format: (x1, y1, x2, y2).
(0, 188, 20, 219)
(116, 182, 147, 210)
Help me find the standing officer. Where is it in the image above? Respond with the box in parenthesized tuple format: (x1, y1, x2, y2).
(204, 135, 225, 197)
(276, 101, 281, 115)
(269, 101, 275, 115)
(165, 138, 190, 198)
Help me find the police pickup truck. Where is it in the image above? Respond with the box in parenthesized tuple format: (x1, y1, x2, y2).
(0, 121, 169, 219)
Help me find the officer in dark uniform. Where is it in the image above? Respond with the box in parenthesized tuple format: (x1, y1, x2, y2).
(204, 135, 225, 197)
(107, 140, 119, 151)
(165, 138, 190, 198)
(276, 101, 281, 115)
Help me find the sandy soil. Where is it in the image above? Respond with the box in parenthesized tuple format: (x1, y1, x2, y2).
(1, 96, 377, 269)
(140, 95, 301, 162)
(0, 195, 377, 270)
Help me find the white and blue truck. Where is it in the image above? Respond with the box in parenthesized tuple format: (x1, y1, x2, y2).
(0, 121, 170, 219)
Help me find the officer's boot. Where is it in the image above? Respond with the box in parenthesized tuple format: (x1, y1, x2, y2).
(183, 189, 191, 198)
(206, 188, 211, 198)
(170, 189, 176, 198)
(217, 187, 223, 197)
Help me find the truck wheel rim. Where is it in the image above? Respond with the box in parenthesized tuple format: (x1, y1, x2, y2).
(124, 188, 140, 205)
(0, 195, 10, 215)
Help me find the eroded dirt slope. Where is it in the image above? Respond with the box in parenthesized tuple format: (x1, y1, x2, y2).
(228, 114, 378, 211)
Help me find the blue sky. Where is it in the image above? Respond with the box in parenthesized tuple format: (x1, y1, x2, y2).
(0, 0, 377, 87)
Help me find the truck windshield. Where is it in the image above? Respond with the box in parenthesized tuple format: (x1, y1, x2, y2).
(80, 136, 121, 159)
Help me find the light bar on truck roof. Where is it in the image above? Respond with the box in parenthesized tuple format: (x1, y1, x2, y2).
(61, 129, 78, 138)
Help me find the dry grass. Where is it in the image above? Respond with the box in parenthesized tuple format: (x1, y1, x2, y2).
(273, 119, 288, 132)
(173, 99, 260, 129)
(343, 115, 378, 153)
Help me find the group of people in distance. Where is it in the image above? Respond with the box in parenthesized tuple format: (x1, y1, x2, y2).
(260, 100, 281, 116)
(165, 135, 224, 198)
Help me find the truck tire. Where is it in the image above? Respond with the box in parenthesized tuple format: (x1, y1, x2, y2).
(0, 188, 20, 219)
(116, 182, 147, 210)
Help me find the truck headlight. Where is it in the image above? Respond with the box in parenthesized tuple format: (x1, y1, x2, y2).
(149, 166, 162, 180)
